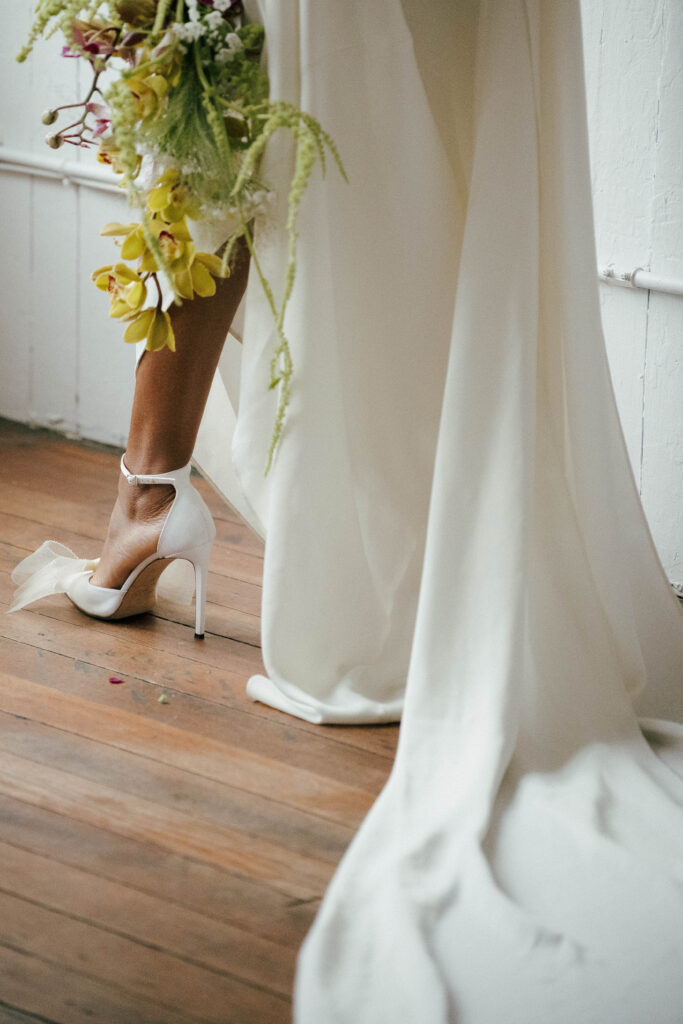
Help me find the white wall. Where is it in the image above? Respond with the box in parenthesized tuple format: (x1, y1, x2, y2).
(581, 0, 683, 579)
(0, 7, 133, 448)
(1, 4, 682, 574)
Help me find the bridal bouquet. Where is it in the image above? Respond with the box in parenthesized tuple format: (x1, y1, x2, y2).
(18, 0, 345, 472)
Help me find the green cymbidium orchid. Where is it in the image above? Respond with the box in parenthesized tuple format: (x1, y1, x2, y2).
(92, 262, 146, 319)
(125, 71, 170, 121)
(96, 136, 135, 175)
(173, 251, 226, 300)
(123, 307, 175, 352)
(100, 221, 147, 261)
(147, 169, 201, 223)
(136, 215, 193, 275)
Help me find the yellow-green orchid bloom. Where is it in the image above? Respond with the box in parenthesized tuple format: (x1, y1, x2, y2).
(97, 136, 139, 175)
(138, 215, 194, 274)
(147, 169, 200, 223)
(125, 71, 170, 120)
(123, 307, 175, 352)
(173, 251, 227, 299)
(92, 262, 146, 319)
(100, 221, 147, 260)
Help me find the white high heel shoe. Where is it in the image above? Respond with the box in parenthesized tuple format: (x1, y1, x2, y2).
(65, 454, 216, 637)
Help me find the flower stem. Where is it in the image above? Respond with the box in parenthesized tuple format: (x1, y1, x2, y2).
(153, 0, 173, 35)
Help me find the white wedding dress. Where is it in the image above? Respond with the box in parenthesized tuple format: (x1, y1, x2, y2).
(12, 1, 683, 1020)
(208, 1, 683, 1020)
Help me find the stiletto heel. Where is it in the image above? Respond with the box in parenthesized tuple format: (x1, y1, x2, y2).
(185, 541, 213, 638)
(194, 564, 207, 638)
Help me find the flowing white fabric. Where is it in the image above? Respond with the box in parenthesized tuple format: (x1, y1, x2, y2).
(182, 0, 683, 1020)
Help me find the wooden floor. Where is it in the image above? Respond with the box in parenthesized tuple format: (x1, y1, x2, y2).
(0, 418, 399, 1024)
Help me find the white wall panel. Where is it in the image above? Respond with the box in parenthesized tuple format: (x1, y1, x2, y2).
(581, 0, 663, 482)
(641, 293, 683, 576)
(30, 178, 79, 433)
(1, 10, 135, 449)
(0, 176, 32, 422)
(77, 187, 133, 448)
(638, 0, 683, 575)
(597, 286, 648, 484)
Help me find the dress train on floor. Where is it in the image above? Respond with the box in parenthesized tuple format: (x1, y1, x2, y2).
(187, 1, 683, 1019)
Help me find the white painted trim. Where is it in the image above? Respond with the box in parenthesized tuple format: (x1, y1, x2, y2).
(599, 265, 683, 298)
(0, 145, 122, 195)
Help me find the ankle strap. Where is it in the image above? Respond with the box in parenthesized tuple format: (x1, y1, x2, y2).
(120, 454, 190, 486)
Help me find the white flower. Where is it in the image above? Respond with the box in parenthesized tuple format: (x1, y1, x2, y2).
(185, 0, 200, 21)
(255, 190, 273, 211)
(225, 32, 243, 51)
(213, 0, 233, 11)
(205, 10, 223, 30)
(172, 21, 206, 41)
(215, 32, 242, 62)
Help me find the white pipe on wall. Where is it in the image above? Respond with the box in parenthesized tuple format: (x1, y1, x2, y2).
(0, 146, 121, 195)
(599, 265, 683, 299)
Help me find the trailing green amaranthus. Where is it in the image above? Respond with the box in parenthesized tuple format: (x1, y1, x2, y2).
(19, 0, 346, 474)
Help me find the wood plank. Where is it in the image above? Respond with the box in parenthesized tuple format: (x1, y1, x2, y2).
(0, 839, 293, 996)
(0, 942, 230, 1024)
(0, 1004, 58, 1024)
(0, 674, 373, 829)
(0, 749, 333, 898)
(0, 795, 319, 948)
(0, 891, 291, 1023)
(0, 630, 397, 779)
(0, 566, 399, 762)
(0, 419, 402, 1021)
(0, 712, 355, 872)
(0, 566, 261, 688)
(1, 546, 399, 763)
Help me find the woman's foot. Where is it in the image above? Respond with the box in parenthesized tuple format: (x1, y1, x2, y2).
(90, 469, 175, 589)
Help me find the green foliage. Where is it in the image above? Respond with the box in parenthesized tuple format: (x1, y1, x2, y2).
(144, 57, 234, 205)
(17, 0, 88, 61)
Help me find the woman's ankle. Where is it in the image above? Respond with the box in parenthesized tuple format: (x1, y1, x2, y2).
(116, 471, 175, 523)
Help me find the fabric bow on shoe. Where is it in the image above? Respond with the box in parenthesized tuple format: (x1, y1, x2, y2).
(9, 539, 195, 612)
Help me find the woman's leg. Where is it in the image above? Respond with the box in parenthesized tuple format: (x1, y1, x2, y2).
(91, 239, 250, 588)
